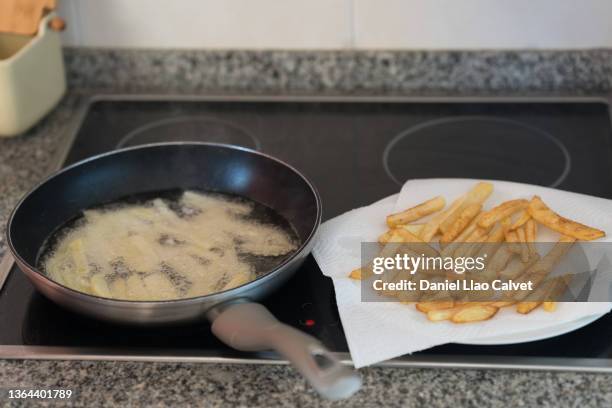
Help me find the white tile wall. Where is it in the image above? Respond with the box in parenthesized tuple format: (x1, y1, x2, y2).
(57, 0, 353, 49)
(353, 0, 612, 49)
(57, 0, 612, 49)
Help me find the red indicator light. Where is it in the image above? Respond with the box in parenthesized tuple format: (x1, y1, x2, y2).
(305, 319, 315, 327)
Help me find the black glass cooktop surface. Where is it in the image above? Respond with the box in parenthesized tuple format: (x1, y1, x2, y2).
(2, 97, 612, 366)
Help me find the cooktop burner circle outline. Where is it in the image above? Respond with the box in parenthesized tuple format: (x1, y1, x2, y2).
(382, 116, 572, 188)
(117, 116, 262, 150)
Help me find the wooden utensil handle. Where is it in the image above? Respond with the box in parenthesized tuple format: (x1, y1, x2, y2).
(48, 16, 65, 31)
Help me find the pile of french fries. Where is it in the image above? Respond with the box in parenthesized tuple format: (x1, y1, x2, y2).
(349, 182, 606, 324)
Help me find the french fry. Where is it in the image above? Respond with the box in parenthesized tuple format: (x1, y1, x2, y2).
(416, 301, 455, 313)
(479, 199, 529, 229)
(401, 224, 425, 236)
(468, 224, 506, 272)
(388, 228, 428, 246)
(453, 301, 493, 307)
(349, 268, 362, 280)
(484, 223, 505, 244)
(356, 227, 442, 281)
(491, 301, 516, 308)
(378, 230, 394, 244)
(501, 216, 512, 231)
(386, 196, 446, 227)
(515, 275, 568, 313)
(125, 275, 151, 300)
(466, 227, 488, 243)
(482, 245, 514, 280)
(451, 224, 492, 259)
(509, 210, 530, 230)
(441, 203, 482, 243)
(427, 308, 457, 322)
(388, 228, 423, 243)
(68, 239, 89, 276)
(355, 239, 404, 281)
(381, 268, 414, 298)
(500, 216, 513, 242)
(455, 221, 502, 261)
(439, 182, 493, 233)
(417, 286, 454, 302)
(90, 274, 112, 298)
(516, 226, 530, 263)
(505, 230, 518, 243)
(530, 236, 575, 277)
(451, 304, 498, 323)
(379, 224, 424, 243)
(528, 196, 605, 241)
(440, 213, 485, 256)
(453, 241, 481, 260)
(389, 231, 440, 258)
(512, 236, 575, 300)
(426, 302, 498, 323)
(420, 195, 466, 241)
(505, 230, 521, 254)
(517, 301, 541, 314)
(109, 278, 128, 299)
(542, 274, 572, 303)
(543, 301, 557, 312)
(464, 280, 496, 301)
(397, 286, 421, 303)
(525, 219, 537, 256)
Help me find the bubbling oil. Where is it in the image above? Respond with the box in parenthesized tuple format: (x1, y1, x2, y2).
(37, 190, 299, 301)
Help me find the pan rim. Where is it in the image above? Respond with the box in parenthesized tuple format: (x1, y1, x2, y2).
(7, 141, 322, 306)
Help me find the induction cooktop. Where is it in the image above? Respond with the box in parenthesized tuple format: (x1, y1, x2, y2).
(2, 95, 612, 370)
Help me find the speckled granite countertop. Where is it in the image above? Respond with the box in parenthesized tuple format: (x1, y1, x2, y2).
(2, 49, 612, 407)
(3, 361, 612, 407)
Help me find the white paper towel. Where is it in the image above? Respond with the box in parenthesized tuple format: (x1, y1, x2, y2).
(312, 179, 612, 368)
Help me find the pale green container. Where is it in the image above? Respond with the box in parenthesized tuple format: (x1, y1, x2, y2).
(0, 13, 66, 137)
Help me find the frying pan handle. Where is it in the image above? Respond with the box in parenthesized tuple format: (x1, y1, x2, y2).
(210, 301, 361, 400)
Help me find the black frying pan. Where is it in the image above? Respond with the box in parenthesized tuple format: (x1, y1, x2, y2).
(7, 142, 361, 400)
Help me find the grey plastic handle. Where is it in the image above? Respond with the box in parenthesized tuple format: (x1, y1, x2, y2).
(210, 302, 361, 400)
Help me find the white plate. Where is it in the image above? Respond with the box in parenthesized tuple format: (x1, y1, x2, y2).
(456, 313, 604, 345)
(314, 178, 612, 367)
